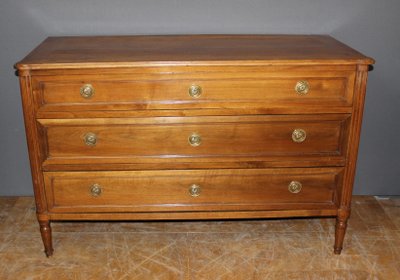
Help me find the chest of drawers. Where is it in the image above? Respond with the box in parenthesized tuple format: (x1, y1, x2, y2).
(15, 35, 373, 256)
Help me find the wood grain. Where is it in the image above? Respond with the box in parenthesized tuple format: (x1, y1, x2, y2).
(43, 168, 342, 213)
(33, 70, 355, 112)
(38, 115, 349, 164)
(15, 35, 374, 256)
(15, 35, 373, 72)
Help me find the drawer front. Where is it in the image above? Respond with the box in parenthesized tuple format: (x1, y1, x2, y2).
(44, 168, 342, 213)
(32, 68, 355, 112)
(39, 115, 350, 165)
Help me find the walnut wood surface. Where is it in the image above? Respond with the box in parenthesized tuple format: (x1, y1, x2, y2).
(39, 115, 349, 164)
(16, 35, 373, 256)
(44, 168, 342, 213)
(33, 69, 355, 112)
(15, 35, 373, 72)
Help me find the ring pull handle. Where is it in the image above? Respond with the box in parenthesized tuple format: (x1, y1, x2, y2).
(84, 132, 97, 146)
(188, 85, 202, 98)
(80, 84, 95, 98)
(292, 129, 306, 143)
(295, 80, 309, 95)
(90, 184, 102, 197)
(189, 184, 201, 197)
(288, 181, 302, 194)
(188, 133, 202, 147)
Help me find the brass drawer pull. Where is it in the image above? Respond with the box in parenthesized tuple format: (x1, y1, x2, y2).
(188, 133, 202, 147)
(80, 84, 95, 98)
(90, 184, 102, 197)
(188, 85, 202, 98)
(288, 181, 302, 193)
(292, 129, 306, 143)
(189, 184, 201, 197)
(84, 132, 97, 146)
(295, 80, 309, 95)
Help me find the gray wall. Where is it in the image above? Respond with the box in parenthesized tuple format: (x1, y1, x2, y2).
(1, 0, 399, 196)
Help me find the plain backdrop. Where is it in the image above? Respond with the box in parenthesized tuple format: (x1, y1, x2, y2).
(0, 0, 399, 196)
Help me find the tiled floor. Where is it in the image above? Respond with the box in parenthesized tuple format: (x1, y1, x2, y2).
(0, 196, 399, 279)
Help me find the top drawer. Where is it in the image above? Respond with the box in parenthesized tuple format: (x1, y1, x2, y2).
(32, 67, 356, 114)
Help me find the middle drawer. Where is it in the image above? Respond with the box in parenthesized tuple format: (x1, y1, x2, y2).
(39, 115, 349, 167)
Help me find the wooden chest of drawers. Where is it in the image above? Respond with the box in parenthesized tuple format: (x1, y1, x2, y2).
(15, 35, 373, 256)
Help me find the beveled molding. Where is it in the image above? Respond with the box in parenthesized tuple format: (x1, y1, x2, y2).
(36, 114, 351, 168)
(30, 67, 356, 114)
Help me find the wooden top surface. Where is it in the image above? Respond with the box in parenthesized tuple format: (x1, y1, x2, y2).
(16, 35, 374, 70)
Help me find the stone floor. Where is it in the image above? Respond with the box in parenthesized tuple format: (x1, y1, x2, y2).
(0, 196, 399, 279)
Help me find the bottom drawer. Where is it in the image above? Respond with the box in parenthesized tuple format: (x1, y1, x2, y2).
(44, 168, 342, 213)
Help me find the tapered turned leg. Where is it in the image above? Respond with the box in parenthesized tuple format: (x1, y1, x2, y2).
(334, 209, 350, 254)
(39, 220, 54, 257)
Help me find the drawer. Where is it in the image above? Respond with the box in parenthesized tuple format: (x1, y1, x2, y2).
(32, 68, 355, 113)
(38, 115, 350, 166)
(44, 168, 342, 213)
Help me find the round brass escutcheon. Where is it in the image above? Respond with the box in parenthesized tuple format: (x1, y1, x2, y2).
(188, 85, 202, 98)
(90, 184, 102, 197)
(288, 181, 302, 194)
(188, 133, 202, 147)
(84, 132, 97, 146)
(189, 184, 201, 197)
(292, 129, 307, 143)
(80, 84, 95, 98)
(295, 80, 310, 95)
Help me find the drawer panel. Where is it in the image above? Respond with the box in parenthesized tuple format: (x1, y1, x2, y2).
(44, 168, 342, 213)
(39, 115, 350, 165)
(32, 69, 355, 112)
